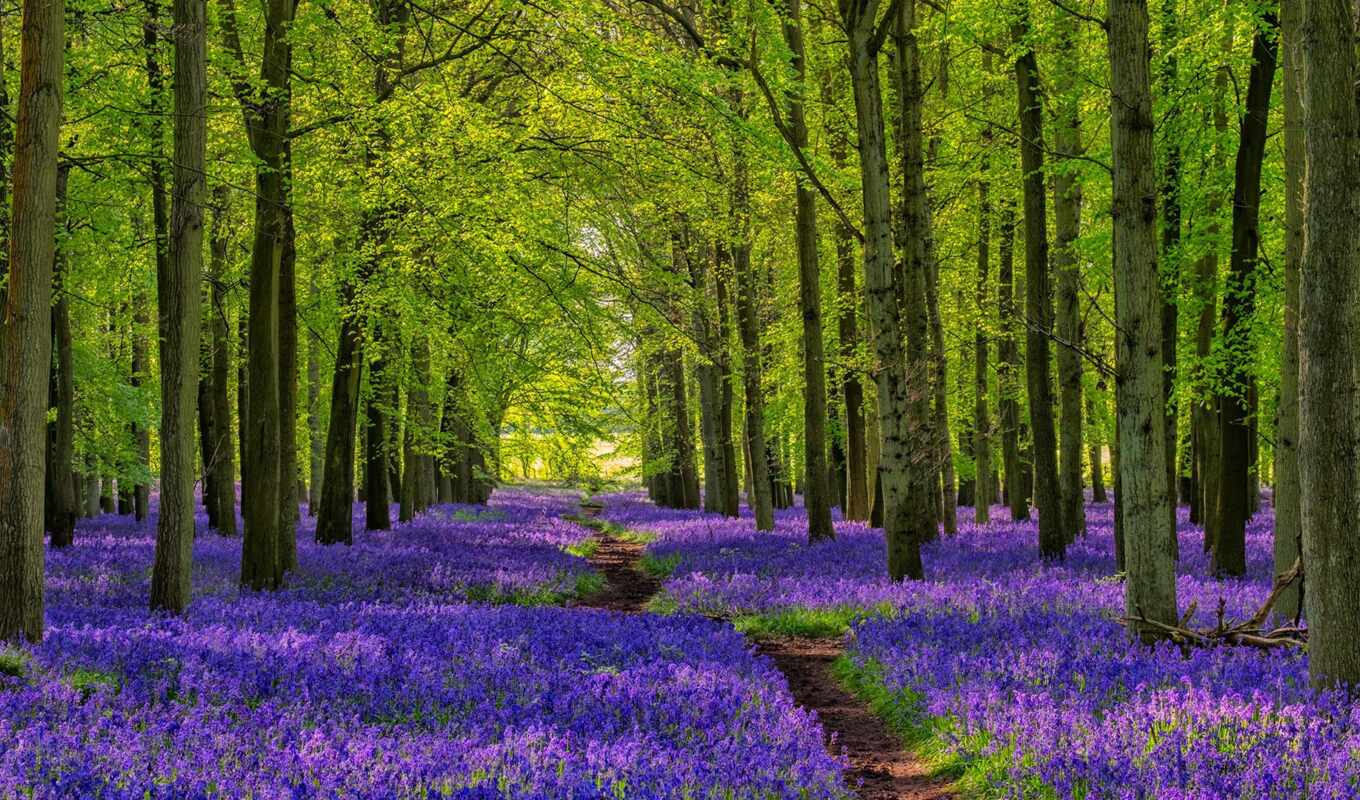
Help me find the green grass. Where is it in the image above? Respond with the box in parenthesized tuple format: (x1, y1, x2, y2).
(639, 552, 681, 578)
(564, 538, 600, 559)
(0, 647, 28, 680)
(644, 593, 680, 615)
(730, 602, 899, 639)
(464, 572, 605, 607)
(834, 655, 1014, 799)
(65, 667, 121, 698)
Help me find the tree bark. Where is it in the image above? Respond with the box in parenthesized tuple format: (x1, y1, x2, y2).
(1053, 9, 1085, 542)
(996, 201, 1025, 521)
(0, 0, 63, 642)
(1273, 0, 1302, 620)
(365, 350, 392, 530)
(307, 268, 323, 515)
(784, 0, 834, 541)
(842, 0, 926, 579)
(1088, 392, 1107, 502)
(1012, 6, 1062, 558)
(44, 166, 75, 549)
(277, 174, 298, 571)
(713, 245, 742, 517)
(208, 187, 236, 535)
(731, 147, 774, 530)
(151, 0, 206, 613)
(1298, 0, 1360, 688)
(1108, 0, 1178, 634)
(1213, 16, 1276, 577)
(973, 130, 994, 525)
(1159, 0, 1181, 547)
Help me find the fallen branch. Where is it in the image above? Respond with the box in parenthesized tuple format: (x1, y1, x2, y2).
(1117, 559, 1306, 650)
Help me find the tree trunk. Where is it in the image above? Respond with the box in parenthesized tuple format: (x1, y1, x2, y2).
(150, 0, 206, 613)
(0, 0, 63, 642)
(996, 201, 1025, 521)
(686, 231, 727, 515)
(1053, 10, 1085, 542)
(1159, 0, 1181, 549)
(732, 148, 774, 530)
(1088, 392, 1107, 502)
(1108, 0, 1178, 634)
(1012, 8, 1062, 558)
(1213, 16, 1276, 578)
(44, 166, 75, 549)
(1273, 0, 1302, 620)
(277, 177, 298, 571)
(208, 187, 236, 535)
(713, 245, 742, 517)
(843, 0, 926, 579)
(306, 267, 323, 515)
(784, 0, 834, 541)
(365, 352, 392, 530)
(973, 130, 994, 525)
(1298, 0, 1360, 688)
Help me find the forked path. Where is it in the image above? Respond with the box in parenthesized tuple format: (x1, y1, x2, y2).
(571, 504, 954, 800)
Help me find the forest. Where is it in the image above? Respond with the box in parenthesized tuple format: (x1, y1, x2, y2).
(0, 0, 1356, 796)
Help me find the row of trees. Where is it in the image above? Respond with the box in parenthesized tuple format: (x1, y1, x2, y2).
(0, 0, 1358, 690)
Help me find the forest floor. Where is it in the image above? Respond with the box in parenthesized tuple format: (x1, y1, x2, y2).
(573, 506, 953, 800)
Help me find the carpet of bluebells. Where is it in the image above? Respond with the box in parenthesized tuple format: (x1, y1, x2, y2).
(0, 489, 850, 799)
(600, 493, 1360, 799)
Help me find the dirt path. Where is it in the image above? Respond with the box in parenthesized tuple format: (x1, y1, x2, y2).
(757, 636, 955, 800)
(569, 502, 953, 799)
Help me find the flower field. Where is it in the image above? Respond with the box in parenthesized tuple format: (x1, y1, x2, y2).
(0, 490, 849, 799)
(603, 493, 1360, 799)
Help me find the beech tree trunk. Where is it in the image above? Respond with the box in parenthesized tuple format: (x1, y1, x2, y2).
(843, 0, 926, 579)
(1159, 0, 1180, 547)
(151, 0, 206, 613)
(307, 268, 323, 515)
(1273, 0, 1301, 620)
(366, 351, 392, 530)
(1213, 16, 1276, 577)
(973, 132, 994, 525)
(44, 166, 75, 549)
(732, 147, 774, 530)
(1298, 0, 1360, 688)
(1108, 0, 1178, 634)
(1088, 393, 1107, 502)
(1012, 9, 1062, 559)
(996, 201, 1025, 521)
(713, 245, 741, 517)
(0, 0, 63, 642)
(785, 0, 834, 541)
(208, 188, 236, 535)
(1053, 11, 1085, 542)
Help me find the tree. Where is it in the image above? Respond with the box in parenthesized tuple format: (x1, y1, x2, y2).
(783, 0, 834, 542)
(1298, 0, 1360, 689)
(151, 0, 206, 613)
(1108, 0, 1177, 635)
(1213, 13, 1277, 577)
(0, 0, 64, 642)
(973, 117, 994, 526)
(45, 166, 75, 548)
(1012, 1, 1062, 558)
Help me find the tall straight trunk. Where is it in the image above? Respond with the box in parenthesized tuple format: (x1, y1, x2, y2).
(151, 0, 206, 613)
(220, 0, 294, 590)
(208, 188, 236, 535)
(996, 201, 1025, 520)
(365, 353, 392, 530)
(1298, 0, 1360, 688)
(973, 134, 994, 525)
(237, 312, 248, 482)
(1197, 18, 1231, 554)
(198, 298, 219, 530)
(306, 265, 322, 514)
(1273, 0, 1301, 620)
(713, 245, 742, 517)
(663, 238, 701, 510)
(400, 339, 430, 523)
(0, 0, 63, 642)
(924, 220, 955, 534)
(732, 149, 774, 530)
(45, 166, 75, 548)
(1053, 12, 1085, 541)
(686, 233, 727, 514)
(0, 16, 11, 369)
(277, 176, 298, 571)
(1108, 0, 1178, 634)
(892, 0, 940, 545)
(842, 0, 926, 579)
(1159, 0, 1181, 543)
(1012, 8, 1062, 558)
(1213, 17, 1276, 577)
(820, 67, 870, 522)
(136, 0, 167, 527)
(1088, 393, 1107, 502)
(783, 0, 834, 541)
(131, 301, 151, 523)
